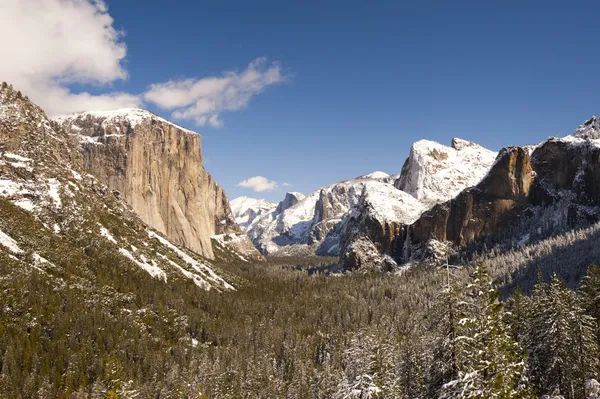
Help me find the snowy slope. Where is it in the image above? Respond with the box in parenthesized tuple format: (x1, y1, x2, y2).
(230, 196, 277, 229)
(239, 139, 496, 258)
(54, 108, 196, 135)
(241, 175, 424, 256)
(0, 84, 235, 291)
(395, 138, 497, 206)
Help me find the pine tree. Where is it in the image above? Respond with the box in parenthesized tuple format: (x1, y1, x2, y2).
(426, 283, 462, 397)
(440, 265, 531, 399)
(578, 264, 600, 339)
(527, 273, 599, 399)
(505, 286, 531, 344)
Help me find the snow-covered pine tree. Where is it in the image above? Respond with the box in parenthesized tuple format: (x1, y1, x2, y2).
(440, 265, 531, 399)
(505, 286, 531, 344)
(425, 283, 463, 397)
(578, 264, 600, 339)
(527, 273, 599, 399)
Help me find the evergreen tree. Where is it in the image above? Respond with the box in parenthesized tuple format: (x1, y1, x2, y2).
(440, 265, 531, 399)
(578, 264, 600, 339)
(426, 283, 462, 397)
(527, 273, 599, 399)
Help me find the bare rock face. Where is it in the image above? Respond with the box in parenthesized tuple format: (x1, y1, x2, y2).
(396, 136, 600, 265)
(56, 109, 239, 260)
(275, 192, 304, 214)
(408, 147, 533, 250)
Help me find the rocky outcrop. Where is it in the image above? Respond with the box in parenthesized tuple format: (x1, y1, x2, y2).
(391, 136, 600, 266)
(339, 183, 424, 270)
(395, 138, 497, 206)
(276, 192, 304, 213)
(0, 83, 235, 291)
(408, 147, 533, 250)
(56, 109, 240, 260)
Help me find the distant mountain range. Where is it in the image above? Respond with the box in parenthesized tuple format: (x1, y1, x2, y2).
(232, 116, 600, 271)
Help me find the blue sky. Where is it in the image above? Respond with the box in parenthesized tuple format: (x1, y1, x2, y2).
(4, 1, 600, 202)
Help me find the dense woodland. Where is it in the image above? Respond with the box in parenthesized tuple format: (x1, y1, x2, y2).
(3, 216, 600, 399)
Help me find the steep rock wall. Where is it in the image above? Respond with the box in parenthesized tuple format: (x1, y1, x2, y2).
(57, 110, 239, 259)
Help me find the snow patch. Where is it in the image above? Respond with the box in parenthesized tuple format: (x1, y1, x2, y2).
(0, 229, 23, 254)
(47, 179, 61, 209)
(148, 230, 234, 290)
(118, 247, 167, 280)
(99, 225, 117, 244)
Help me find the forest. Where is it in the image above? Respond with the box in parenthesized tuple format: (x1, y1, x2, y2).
(2, 218, 600, 399)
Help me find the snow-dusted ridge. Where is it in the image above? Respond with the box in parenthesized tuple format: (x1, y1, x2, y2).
(395, 138, 497, 206)
(0, 83, 235, 292)
(54, 108, 198, 136)
(232, 137, 497, 258)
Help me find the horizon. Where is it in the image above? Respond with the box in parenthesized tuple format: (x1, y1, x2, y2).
(2, 0, 600, 201)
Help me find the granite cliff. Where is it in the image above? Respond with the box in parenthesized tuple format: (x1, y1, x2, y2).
(56, 109, 249, 260)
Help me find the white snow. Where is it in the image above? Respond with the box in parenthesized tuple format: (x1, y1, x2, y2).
(99, 225, 117, 244)
(13, 198, 36, 212)
(0, 229, 23, 254)
(54, 108, 197, 135)
(118, 247, 167, 280)
(230, 196, 277, 229)
(358, 181, 425, 224)
(158, 254, 210, 290)
(395, 138, 497, 206)
(0, 179, 22, 196)
(361, 171, 390, 179)
(71, 170, 82, 180)
(2, 152, 32, 163)
(47, 179, 61, 209)
(148, 230, 234, 290)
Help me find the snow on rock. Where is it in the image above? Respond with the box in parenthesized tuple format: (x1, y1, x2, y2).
(47, 179, 62, 209)
(230, 196, 277, 230)
(571, 116, 600, 139)
(356, 181, 425, 225)
(54, 108, 197, 135)
(118, 247, 167, 281)
(362, 171, 390, 180)
(13, 198, 35, 211)
(244, 177, 414, 256)
(99, 225, 118, 244)
(148, 230, 234, 290)
(0, 229, 23, 254)
(158, 254, 210, 290)
(395, 138, 497, 206)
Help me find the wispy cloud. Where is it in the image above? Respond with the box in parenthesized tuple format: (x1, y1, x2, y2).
(282, 182, 292, 187)
(144, 58, 286, 127)
(237, 176, 279, 192)
(1, 0, 285, 126)
(0, 0, 141, 116)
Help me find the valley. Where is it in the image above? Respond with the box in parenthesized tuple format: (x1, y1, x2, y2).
(1, 80, 600, 398)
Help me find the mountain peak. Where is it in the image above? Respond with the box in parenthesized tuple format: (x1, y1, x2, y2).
(396, 138, 497, 205)
(54, 108, 197, 135)
(571, 116, 600, 139)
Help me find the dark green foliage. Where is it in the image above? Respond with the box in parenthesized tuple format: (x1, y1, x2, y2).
(2, 207, 600, 398)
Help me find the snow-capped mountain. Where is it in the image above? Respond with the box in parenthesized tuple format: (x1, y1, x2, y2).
(234, 179, 401, 256)
(55, 107, 262, 261)
(233, 138, 496, 261)
(0, 82, 248, 291)
(395, 138, 497, 206)
(571, 115, 600, 139)
(230, 196, 277, 229)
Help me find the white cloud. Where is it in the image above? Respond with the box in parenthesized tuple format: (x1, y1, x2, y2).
(0, 0, 285, 125)
(237, 176, 278, 192)
(282, 182, 292, 187)
(0, 0, 141, 116)
(144, 57, 286, 127)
